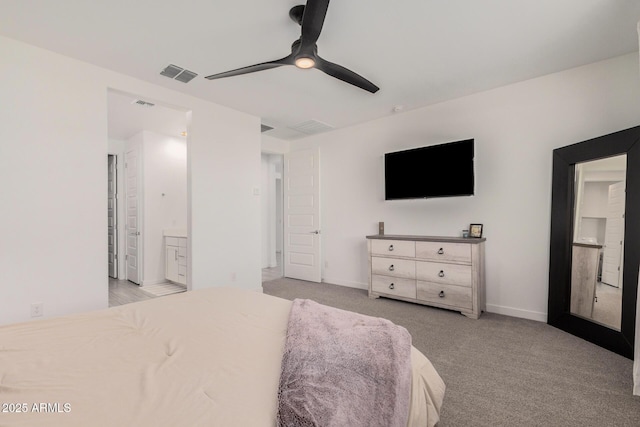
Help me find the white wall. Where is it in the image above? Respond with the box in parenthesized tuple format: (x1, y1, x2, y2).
(262, 134, 290, 154)
(582, 181, 612, 219)
(261, 154, 272, 268)
(261, 134, 287, 271)
(135, 130, 187, 285)
(261, 154, 282, 269)
(0, 35, 262, 325)
(291, 53, 640, 322)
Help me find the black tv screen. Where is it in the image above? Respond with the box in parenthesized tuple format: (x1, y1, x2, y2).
(384, 139, 474, 200)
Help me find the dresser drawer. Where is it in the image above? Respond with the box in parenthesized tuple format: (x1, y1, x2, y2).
(177, 247, 187, 267)
(416, 261, 472, 287)
(417, 281, 472, 310)
(371, 275, 416, 299)
(416, 241, 471, 263)
(371, 257, 415, 279)
(371, 239, 415, 258)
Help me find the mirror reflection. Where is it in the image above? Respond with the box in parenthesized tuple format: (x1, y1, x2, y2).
(571, 154, 626, 330)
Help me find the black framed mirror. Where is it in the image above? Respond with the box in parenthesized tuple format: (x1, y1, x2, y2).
(548, 125, 640, 359)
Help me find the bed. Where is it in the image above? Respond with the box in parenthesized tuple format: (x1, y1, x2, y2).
(0, 288, 444, 426)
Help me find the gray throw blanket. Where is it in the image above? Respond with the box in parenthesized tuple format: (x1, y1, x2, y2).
(276, 299, 412, 427)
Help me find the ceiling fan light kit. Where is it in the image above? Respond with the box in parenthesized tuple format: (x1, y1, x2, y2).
(295, 57, 315, 69)
(205, 0, 379, 93)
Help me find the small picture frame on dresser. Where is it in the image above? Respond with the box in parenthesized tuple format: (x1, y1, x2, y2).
(469, 224, 483, 238)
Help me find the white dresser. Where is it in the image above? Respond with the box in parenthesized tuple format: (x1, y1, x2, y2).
(367, 235, 486, 319)
(165, 230, 187, 286)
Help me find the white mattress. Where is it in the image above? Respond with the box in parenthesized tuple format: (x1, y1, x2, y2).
(0, 288, 444, 426)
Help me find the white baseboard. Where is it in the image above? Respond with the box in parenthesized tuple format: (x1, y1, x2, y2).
(321, 277, 368, 291)
(486, 304, 547, 323)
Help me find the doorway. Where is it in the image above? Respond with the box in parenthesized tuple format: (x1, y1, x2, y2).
(107, 89, 189, 305)
(261, 153, 284, 282)
(107, 154, 118, 278)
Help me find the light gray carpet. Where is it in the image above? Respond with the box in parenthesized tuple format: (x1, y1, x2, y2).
(263, 278, 640, 426)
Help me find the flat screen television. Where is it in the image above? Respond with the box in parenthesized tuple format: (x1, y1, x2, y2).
(384, 139, 474, 200)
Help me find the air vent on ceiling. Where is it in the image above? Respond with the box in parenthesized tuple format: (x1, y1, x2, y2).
(175, 70, 198, 83)
(160, 64, 183, 78)
(160, 64, 198, 83)
(261, 124, 274, 133)
(288, 119, 334, 135)
(132, 99, 155, 107)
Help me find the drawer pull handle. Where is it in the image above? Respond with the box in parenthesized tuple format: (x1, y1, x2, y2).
(439, 290, 445, 298)
(388, 245, 394, 251)
(389, 283, 395, 290)
(388, 265, 395, 272)
(437, 248, 444, 255)
(438, 270, 445, 278)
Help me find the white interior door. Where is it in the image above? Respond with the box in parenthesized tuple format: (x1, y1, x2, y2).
(107, 155, 118, 278)
(125, 146, 141, 284)
(602, 181, 625, 287)
(284, 148, 321, 282)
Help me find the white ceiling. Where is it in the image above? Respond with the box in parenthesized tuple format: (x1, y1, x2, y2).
(107, 90, 188, 141)
(2, 0, 640, 140)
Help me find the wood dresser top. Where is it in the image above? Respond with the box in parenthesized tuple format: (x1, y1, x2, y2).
(366, 234, 486, 244)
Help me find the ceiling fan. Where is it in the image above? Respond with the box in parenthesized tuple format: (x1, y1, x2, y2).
(205, 0, 379, 93)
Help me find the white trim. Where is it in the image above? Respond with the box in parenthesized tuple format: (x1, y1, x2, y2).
(107, 154, 118, 279)
(322, 277, 368, 290)
(486, 304, 547, 322)
(108, 144, 127, 280)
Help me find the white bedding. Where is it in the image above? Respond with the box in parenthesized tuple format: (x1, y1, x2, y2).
(0, 288, 444, 426)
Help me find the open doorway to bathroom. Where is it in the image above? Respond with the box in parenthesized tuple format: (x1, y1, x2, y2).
(262, 153, 284, 282)
(107, 89, 188, 306)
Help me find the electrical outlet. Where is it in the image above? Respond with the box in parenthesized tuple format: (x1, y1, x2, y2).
(231, 272, 236, 282)
(324, 261, 329, 269)
(31, 302, 43, 318)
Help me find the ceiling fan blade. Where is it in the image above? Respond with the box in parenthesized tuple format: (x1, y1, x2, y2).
(301, 0, 330, 45)
(315, 56, 379, 93)
(205, 55, 294, 80)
